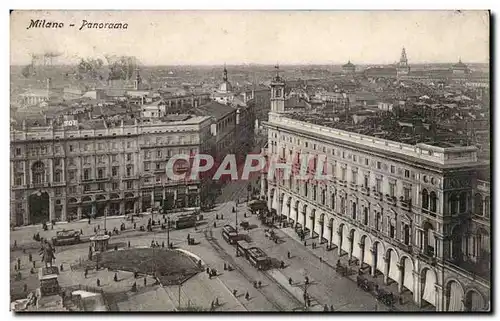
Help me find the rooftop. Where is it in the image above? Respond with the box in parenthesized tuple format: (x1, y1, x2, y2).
(193, 101, 235, 121)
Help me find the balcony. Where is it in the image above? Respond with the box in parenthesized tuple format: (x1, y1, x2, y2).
(52, 181, 66, 187)
(372, 190, 383, 200)
(122, 175, 138, 181)
(95, 177, 110, 182)
(81, 177, 94, 182)
(400, 197, 412, 211)
(154, 168, 166, 174)
(31, 182, 50, 188)
(360, 186, 369, 196)
(338, 180, 347, 187)
(349, 182, 358, 191)
(385, 194, 397, 205)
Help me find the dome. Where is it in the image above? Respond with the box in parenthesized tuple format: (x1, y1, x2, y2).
(218, 81, 233, 93)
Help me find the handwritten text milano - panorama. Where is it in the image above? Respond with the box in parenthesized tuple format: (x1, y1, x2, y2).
(26, 19, 128, 30)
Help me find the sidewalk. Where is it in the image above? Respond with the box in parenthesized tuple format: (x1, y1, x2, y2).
(279, 226, 427, 312)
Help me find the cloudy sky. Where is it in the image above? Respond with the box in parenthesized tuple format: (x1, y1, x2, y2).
(10, 10, 490, 65)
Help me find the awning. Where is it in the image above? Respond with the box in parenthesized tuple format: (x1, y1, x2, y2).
(403, 258, 414, 292)
(447, 282, 464, 311)
(422, 269, 437, 306)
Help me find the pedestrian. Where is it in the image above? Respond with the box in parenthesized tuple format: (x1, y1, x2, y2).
(97, 278, 101, 287)
(258, 281, 262, 288)
(144, 277, 147, 287)
(399, 295, 404, 305)
(162, 241, 165, 248)
(94, 227, 97, 233)
(215, 297, 219, 306)
(288, 277, 293, 285)
(32, 260, 36, 269)
(131, 282, 137, 292)
(213, 222, 216, 228)
(233, 289, 237, 296)
(211, 300, 214, 310)
(216, 214, 219, 220)
(320, 257, 323, 263)
(28, 253, 32, 262)
(17, 258, 21, 268)
(304, 240, 307, 246)
(307, 297, 311, 307)
(330, 305, 334, 312)
(84, 268, 88, 278)
(80, 229, 83, 235)
(88, 218, 91, 225)
(220, 214, 223, 219)
(245, 292, 249, 300)
(60, 264, 64, 271)
(324, 304, 329, 311)
(287, 251, 291, 259)
(134, 223, 137, 229)
(224, 263, 227, 270)
(23, 284, 28, 293)
(305, 276, 309, 285)
(253, 281, 257, 288)
(128, 241, 131, 248)
(170, 242, 173, 249)
(206, 267, 210, 274)
(114, 273, 118, 282)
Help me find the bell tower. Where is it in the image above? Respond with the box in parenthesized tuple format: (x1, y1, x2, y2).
(270, 65, 285, 113)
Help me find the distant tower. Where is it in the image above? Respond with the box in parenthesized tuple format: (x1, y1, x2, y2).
(270, 65, 285, 113)
(223, 63, 228, 82)
(134, 68, 142, 90)
(397, 47, 410, 77)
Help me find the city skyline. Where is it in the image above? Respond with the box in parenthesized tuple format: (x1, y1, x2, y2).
(11, 10, 490, 66)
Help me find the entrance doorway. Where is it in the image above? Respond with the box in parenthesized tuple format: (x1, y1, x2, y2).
(29, 191, 49, 224)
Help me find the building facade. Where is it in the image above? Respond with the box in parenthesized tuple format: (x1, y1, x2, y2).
(261, 75, 490, 312)
(10, 116, 213, 225)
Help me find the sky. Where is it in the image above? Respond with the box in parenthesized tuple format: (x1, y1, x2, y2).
(10, 10, 490, 66)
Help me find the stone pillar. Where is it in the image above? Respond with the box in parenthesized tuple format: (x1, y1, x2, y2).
(413, 271, 423, 307)
(105, 203, 110, 217)
(91, 203, 96, 217)
(267, 189, 272, 211)
(119, 201, 125, 214)
(435, 283, 443, 312)
(162, 189, 166, 200)
(151, 191, 155, 207)
(302, 210, 307, 229)
(397, 263, 404, 293)
(24, 196, 29, 226)
(61, 200, 67, 222)
(359, 241, 365, 266)
(309, 213, 315, 238)
(77, 206, 82, 220)
(49, 197, 55, 222)
(337, 228, 343, 257)
(370, 246, 377, 277)
(260, 176, 266, 197)
(383, 256, 390, 285)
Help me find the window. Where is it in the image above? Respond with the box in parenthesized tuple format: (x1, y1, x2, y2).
(390, 165, 395, 174)
(55, 146, 61, 153)
(54, 158, 61, 166)
(84, 184, 90, 192)
(389, 182, 395, 197)
(144, 151, 151, 159)
(98, 183, 105, 191)
(98, 143, 103, 150)
(364, 175, 369, 187)
(15, 148, 21, 155)
(111, 154, 117, 162)
(15, 175, 22, 186)
(404, 169, 410, 178)
(341, 167, 347, 181)
(353, 155, 357, 162)
(312, 185, 317, 201)
(112, 142, 117, 149)
(112, 182, 119, 190)
(83, 169, 90, 180)
(365, 158, 369, 166)
(375, 178, 382, 193)
(363, 207, 369, 225)
(112, 166, 118, 177)
(127, 141, 131, 148)
(390, 223, 395, 238)
(97, 168, 104, 179)
(376, 161, 381, 170)
(351, 170, 358, 185)
(69, 145, 74, 152)
(126, 181, 133, 189)
(69, 170, 76, 181)
(126, 166, 133, 177)
(69, 186, 76, 194)
(342, 151, 346, 158)
(403, 224, 410, 245)
(156, 163, 161, 170)
(97, 155, 104, 163)
(144, 162, 150, 171)
(403, 187, 411, 201)
(84, 156, 91, 164)
(126, 153, 132, 162)
(54, 172, 61, 182)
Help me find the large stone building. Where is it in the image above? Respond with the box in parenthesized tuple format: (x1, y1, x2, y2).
(10, 115, 213, 225)
(261, 72, 490, 311)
